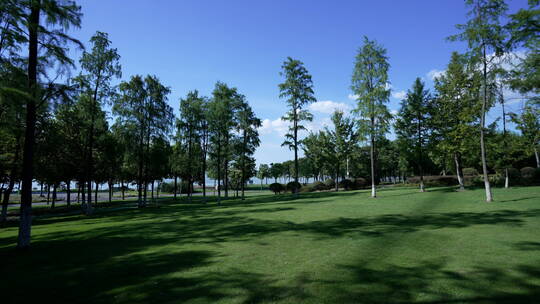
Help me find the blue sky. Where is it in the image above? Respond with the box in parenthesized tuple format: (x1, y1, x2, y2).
(70, 0, 531, 165)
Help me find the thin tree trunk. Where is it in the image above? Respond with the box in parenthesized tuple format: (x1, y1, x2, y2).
(46, 185, 50, 205)
(108, 180, 112, 203)
(370, 118, 376, 198)
(480, 45, 493, 202)
(535, 147, 539, 168)
(294, 115, 299, 197)
(505, 168, 509, 189)
(66, 181, 71, 207)
(51, 184, 57, 209)
(121, 180, 125, 200)
(94, 183, 98, 207)
(1, 140, 20, 224)
(151, 180, 154, 200)
(39, 183, 43, 197)
(174, 175, 178, 200)
(454, 153, 465, 191)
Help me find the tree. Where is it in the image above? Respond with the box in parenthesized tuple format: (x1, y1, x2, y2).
(207, 82, 238, 203)
(325, 111, 356, 191)
(177, 90, 205, 202)
(278, 57, 316, 195)
(395, 78, 432, 192)
(351, 36, 391, 198)
(257, 164, 270, 187)
(15, 0, 82, 249)
(450, 0, 509, 202)
(113, 75, 173, 207)
(234, 97, 261, 199)
(76, 31, 121, 212)
(510, 103, 540, 168)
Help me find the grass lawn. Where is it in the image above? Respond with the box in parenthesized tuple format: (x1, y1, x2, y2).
(1, 186, 539, 303)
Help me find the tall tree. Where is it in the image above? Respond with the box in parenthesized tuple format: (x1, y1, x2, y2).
(16, 0, 82, 249)
(176, 90, 205, 202)
(395, 78, 432, 192)
(450, 0, 509, 202)
(351, 36, 391, 198)
(278, 57, 316, 195)
(510, 103, 540, 168)
(76, 31, 121, 212)
(113, 75, 173, 207)
(235, 97, 261, 199)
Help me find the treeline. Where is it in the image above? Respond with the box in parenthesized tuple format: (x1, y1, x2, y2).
(262, 0, 539, 198)
(0, 1, 261, 248)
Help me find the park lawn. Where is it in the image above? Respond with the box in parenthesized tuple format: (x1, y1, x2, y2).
(1, 186, 539, 303)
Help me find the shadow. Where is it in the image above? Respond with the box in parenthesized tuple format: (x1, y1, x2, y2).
(328, 260, 540, 303)
(514, 241, 540, 251)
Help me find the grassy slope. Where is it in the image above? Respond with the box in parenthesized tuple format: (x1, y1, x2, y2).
(1, 186, 539, 303)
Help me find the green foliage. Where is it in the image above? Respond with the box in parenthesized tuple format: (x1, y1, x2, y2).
(286, 181, 301, 193)
(463, 168, 479, 176)
(269, 183, 285, 194)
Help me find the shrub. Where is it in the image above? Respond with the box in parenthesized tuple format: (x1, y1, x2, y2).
(521, 167, 540, 185)
(299, 185, 313, 193)
(352, 177, 368, 189)
(338, 179, 354, 190)
(286, 181, 302, 193)
(463, 168, 479, 176)
(323, 178, 336, 190)
(269, 183, 285, 194)
(407, 175, 458, 187)
(312, 181, 326, 191)
(521, 167, 536, 179)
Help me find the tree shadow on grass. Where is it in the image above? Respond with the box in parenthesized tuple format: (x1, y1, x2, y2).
(328, 259, 540, 303)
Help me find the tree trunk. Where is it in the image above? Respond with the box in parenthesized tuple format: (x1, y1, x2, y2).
(108, 180, 112, 203)
(535, 147, 539, 168)
(454, 153, 465, 191)
(505, 168, 509, 189)
(174, 175, 178, 200)
(66, 181, 71, 207)
(51, 184, 57, 209)
(370, 117, 376, 198)
(480, 45, 493, 202)
(151, 180, 154, 200)
(121, 180, 125, 200)
(94, 183, 98, 207)
(39, 183, 43, 197)
(46, 185, 50, 205)
(17, 0, 41, 249)
(1, 140, 20, 224)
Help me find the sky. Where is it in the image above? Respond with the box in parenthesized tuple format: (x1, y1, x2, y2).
(68, 0, 531, 166)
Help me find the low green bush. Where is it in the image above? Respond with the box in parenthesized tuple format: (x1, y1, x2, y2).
(269, 183, 285, 194)
(338, 179, 354, 190)
(286, 181, 302, 193)
(323, 178, 335, 190)
(463, 168, 479, 176)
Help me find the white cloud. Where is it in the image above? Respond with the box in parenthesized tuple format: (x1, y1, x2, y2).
(392, 90, 406, 100)
(259, 118, 288, 136)
(348, 94, 359, 100)
(427, 69, 445, 80)
(309, 100, 351, 114)
(390, 109, 398, 116)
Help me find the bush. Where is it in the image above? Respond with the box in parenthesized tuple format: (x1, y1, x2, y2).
(463, 168, 479, 176)
(286, 181, 302, 193)
(352, 177, 368, 189)
(323, 178, 336, 190)
(338, 179, 354, 190)
(160, 181, 191, 193)
(521, 167, 536, 179)
(521, 167, 540, 185)
(312, 181, 326, 191)
(269, 183, 285, 194)
(407, 175, 458, 187)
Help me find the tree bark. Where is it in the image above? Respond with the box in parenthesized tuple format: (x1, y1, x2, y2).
(370, 117, 376, 198)
(480, 45, 493, 202)
(17, 0, 41, 249)
(94, 183, 98, 207)
(66, 182, 71, 207)
(51, 184, 57, 209)
(174, 175, 178, 200)
(454, 153, 465, 191)
(535, 147, 539, 168)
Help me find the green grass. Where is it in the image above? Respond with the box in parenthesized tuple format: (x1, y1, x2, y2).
(1, 186, 539, 303)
